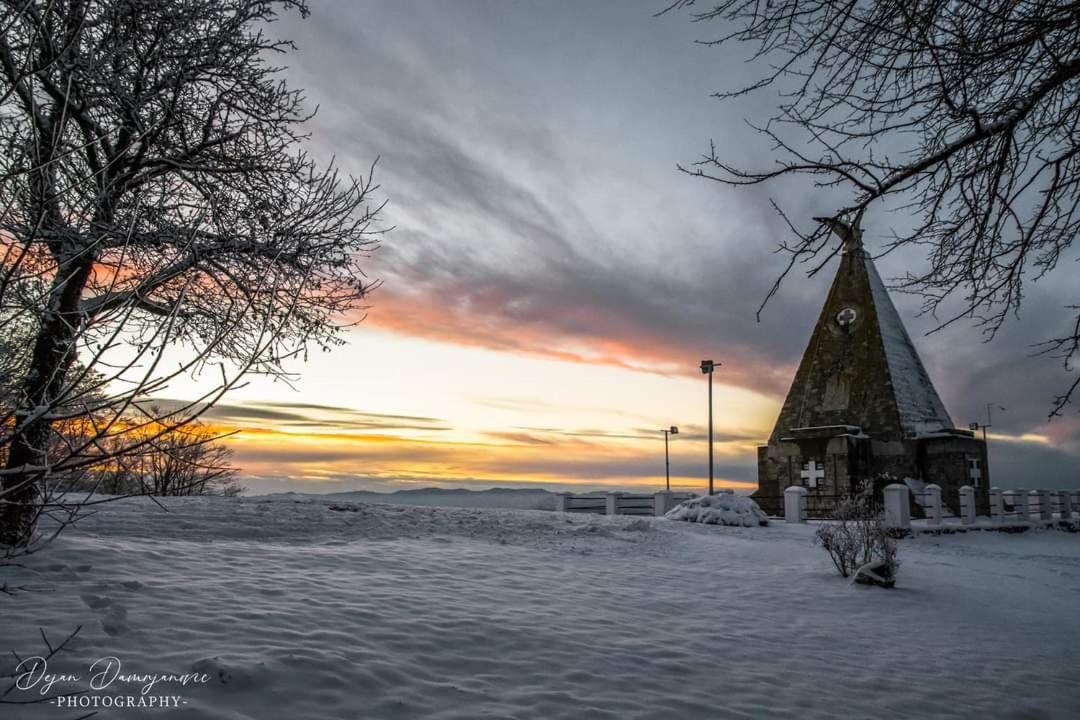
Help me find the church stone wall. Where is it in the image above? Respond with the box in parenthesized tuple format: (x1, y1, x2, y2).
(754, 434, 990, 515)
(920, 437, 990, 514)
(867, 439, 919, 483)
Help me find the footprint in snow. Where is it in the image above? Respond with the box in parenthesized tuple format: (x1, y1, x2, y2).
(81, 593, 112, 609)
(101, 606, 129, 636)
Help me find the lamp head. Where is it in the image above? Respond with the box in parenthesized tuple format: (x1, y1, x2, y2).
(670, 426, 679, 435)
(969, 422, 979, 431)
(700, 359, 714, 374)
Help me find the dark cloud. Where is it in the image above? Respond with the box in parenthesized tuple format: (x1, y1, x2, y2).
(271, 2, 825, 393)
(483, 431, 557, 446)
(148, 398, 450, 433)
(509, 424, 763, 444)
(251, 401, 443, 425)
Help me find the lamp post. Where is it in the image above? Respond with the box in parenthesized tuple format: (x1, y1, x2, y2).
(662, 426, 679, 491)
(700, 359, 720, 496)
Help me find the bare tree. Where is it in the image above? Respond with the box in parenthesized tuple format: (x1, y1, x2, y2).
(88, 415, 242, 497)
(663, 0, 1080, 415)
(143, 425, 241, 497)
(815, 479, 899, 588)
(0, 0, 385, 547)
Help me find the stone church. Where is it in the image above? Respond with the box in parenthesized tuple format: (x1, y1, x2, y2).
(753, 216, 988, 513)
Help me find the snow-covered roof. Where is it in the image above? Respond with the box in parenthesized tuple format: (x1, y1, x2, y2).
(863, 254, 954, 435)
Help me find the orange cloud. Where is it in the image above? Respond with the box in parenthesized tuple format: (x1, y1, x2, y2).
(363, 286, 796, 395)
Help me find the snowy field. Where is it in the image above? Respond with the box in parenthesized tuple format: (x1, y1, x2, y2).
(2, 495, 1079, 719)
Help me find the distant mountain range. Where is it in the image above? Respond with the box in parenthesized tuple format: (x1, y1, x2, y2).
(320, 486, 558, 510)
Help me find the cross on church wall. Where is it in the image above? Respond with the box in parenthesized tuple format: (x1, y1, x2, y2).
(968, 457, 983, 487)
(800, 460, 825, 489)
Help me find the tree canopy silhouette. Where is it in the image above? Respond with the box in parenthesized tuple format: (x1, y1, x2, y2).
(0, 0, 384, 546)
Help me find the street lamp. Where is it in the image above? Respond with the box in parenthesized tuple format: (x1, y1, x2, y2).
(662, 426, 679, 491)
(700, 359, 720, 496)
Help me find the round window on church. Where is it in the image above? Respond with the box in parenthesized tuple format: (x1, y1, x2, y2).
(836, 307, 858, 327)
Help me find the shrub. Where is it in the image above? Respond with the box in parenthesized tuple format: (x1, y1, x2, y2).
(665, 493, 769, 527)
(815, 488, 898, 588)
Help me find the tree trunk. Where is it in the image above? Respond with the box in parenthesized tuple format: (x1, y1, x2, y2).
(0, 257, 93, 546)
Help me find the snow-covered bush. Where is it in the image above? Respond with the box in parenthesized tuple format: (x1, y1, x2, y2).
(815, 490, 898, 588)
(665, 493, 769, 527)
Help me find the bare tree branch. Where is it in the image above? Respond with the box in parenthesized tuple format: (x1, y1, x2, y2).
(665, 0, 1080, 416)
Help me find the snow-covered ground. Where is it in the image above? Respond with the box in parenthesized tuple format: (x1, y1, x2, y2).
(2, 495, 1078, 719)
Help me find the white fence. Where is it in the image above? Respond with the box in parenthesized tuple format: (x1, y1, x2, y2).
(555, 491, 693, 517)
(783, 484, 1080, 530)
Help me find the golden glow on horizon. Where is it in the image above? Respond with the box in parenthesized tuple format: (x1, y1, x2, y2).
(224, 424, 759, 491)
(987, 431, 1052, 445)
(157, 327, 778, 493)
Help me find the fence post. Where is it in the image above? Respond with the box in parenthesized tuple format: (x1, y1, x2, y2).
(653, 491, 673, 517)
(606, 492, 621, 516)
(1036, 490, 1052, 520)
(1015, 488, 1030, 522)
(1003, 490, 1017, 521)
(784, 486, 807, 524)
(1058, 491, 1072, 520)
(959, 486, 976, 525)
(555, 492, 570, 513)
(924, 484, 943, 526)
(989, 487, 1004, 523)
(883, 484, 911, 530)
(1026, 490, 1041, 522)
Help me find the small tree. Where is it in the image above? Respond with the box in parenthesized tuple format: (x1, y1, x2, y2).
(815, 485, 899, 588)
(85, 416, 242, 497)
(0, 0, 384, 546)
(140, 423, 242, 497)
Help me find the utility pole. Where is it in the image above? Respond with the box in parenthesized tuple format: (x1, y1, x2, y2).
(970, 404, 1004, 444)
(662, 426, 679, 491)
(700, 360, 720, 495)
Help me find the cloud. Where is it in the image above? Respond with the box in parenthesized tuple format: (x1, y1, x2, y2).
(146, 398, 450, 433)
(271, 3, 828, 398)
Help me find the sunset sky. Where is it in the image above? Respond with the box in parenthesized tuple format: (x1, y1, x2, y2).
(164, 1, 1079, 494)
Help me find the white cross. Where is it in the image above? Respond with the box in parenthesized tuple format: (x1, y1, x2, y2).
(968, 459, 982, 487)
(836, 307, 857, 327)
(801, 460, 825, 489)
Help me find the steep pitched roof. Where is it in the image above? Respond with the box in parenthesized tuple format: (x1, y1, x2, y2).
(862, 254, 954, 435)
(767, 241, 955, 443)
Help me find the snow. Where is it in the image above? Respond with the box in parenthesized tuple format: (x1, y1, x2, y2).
(863, 254, 955, 435)
(3, 495, 1079, 719)
(665, 492, 769, 527)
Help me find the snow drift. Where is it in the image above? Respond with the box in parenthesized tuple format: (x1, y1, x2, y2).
(665, 492, 769, 527)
